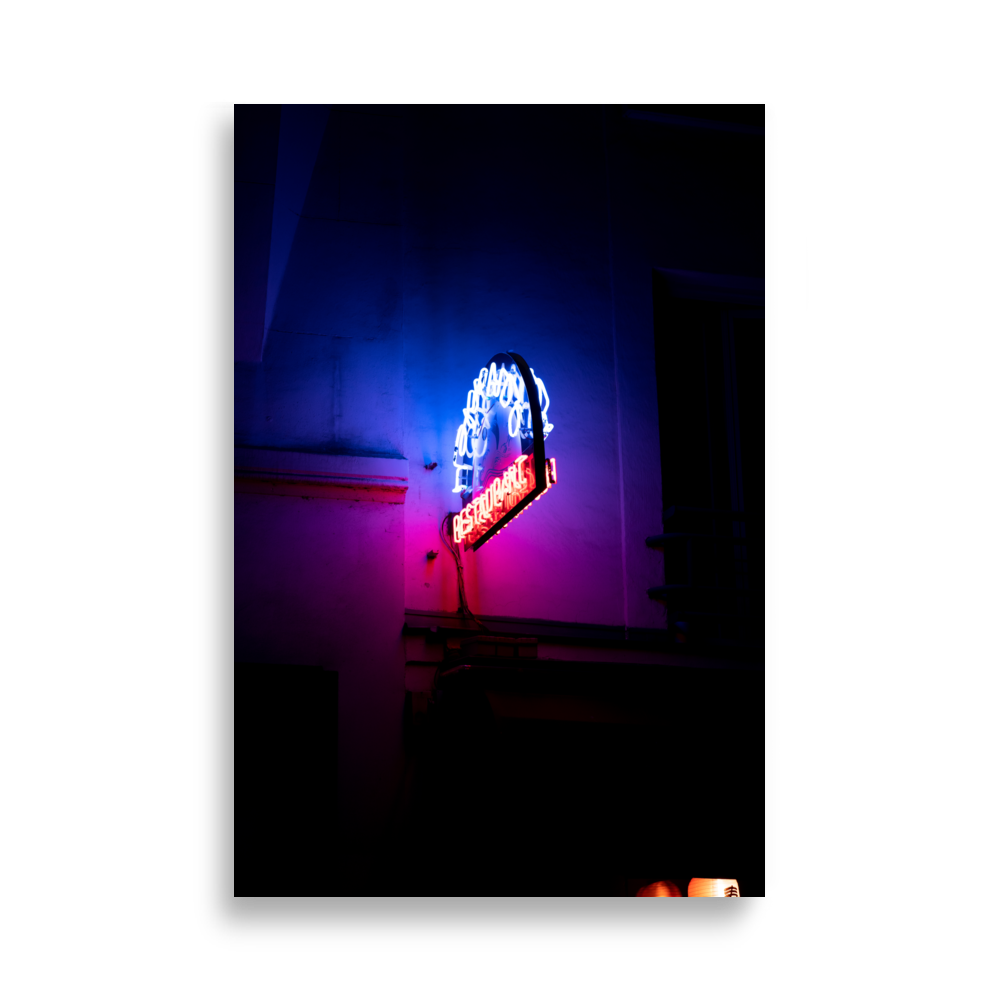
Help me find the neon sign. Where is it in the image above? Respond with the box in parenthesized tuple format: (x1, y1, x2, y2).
(450, 351, 556, 550)
(452, 454, 557, 547)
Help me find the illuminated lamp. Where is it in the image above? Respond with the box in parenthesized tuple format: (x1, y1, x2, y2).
(450, 351, 555, 551)
(635, 880, 681, 897)
(687, 878, 740, 897)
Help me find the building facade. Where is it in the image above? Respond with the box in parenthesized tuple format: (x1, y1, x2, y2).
(235, 104, 763, 895)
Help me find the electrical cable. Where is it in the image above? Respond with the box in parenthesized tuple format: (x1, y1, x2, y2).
(439, 511, 487, 632)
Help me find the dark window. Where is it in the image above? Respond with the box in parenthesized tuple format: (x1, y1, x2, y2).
(651, 269, 763, 651)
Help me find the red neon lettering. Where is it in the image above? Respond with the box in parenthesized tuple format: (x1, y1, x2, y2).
(452, 454, 557, 549)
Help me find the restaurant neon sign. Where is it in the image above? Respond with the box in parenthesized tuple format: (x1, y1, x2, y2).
(449, 351, 555, 551)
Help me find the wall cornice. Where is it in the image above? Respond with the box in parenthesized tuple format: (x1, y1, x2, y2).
(235, 447, 408, 503)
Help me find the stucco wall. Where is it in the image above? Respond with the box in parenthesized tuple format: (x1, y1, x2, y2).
(234, 104, 762, 837)
(400, 106, 636, 625)
(234, 492, 404, 839)
(236, 105, 765, 635)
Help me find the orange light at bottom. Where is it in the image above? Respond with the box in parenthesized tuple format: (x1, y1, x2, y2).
(635, 880, 681, 897)
(687, 878, 740, 897)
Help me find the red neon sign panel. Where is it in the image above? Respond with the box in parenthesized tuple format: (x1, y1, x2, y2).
(453, 456, 556, 547)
